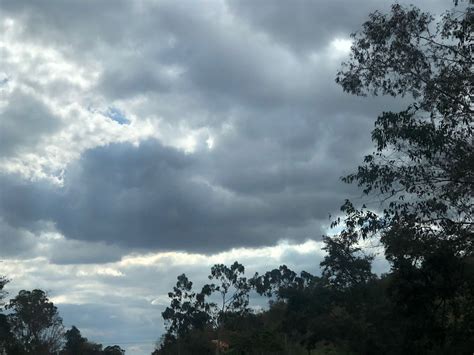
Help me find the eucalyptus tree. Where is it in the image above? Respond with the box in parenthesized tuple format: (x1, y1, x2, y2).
(162, 273, 211, 342)
(202, 262, 251, 354)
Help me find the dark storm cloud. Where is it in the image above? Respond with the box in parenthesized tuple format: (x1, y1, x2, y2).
(0, 174, 56, 229)
(0, 139, 345, 253)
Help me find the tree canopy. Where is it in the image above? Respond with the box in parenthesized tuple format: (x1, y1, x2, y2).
(332, 3, 473, 352)
(335, 3, 472, 256)
(6, 289, 64, 355)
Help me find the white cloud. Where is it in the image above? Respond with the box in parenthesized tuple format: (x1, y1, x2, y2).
(330, 37, 352, 56)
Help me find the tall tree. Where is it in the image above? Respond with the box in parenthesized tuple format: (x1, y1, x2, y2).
(334, 3, 473, 352)
(202, 262, 251, 354)
(7, 289, 64, 355)
(162, 274, 210, 341)
(204, 262, 251, 316)
(335, 3, 473, 253)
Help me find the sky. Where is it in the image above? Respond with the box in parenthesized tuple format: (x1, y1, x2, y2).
(0, 0, 450, 353)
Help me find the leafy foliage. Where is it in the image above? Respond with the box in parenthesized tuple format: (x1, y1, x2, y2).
(331, 2, 474, 352)
(321, 234, 375, 290)
(161, 273, 211, 340)
(205, 262, 251, 319)
(60, 325, 115, 355)
(335, 3, 473, 256)
(6, 289, 64, 355)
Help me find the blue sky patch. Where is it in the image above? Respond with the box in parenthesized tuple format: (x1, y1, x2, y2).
(104, 107, 130, 125)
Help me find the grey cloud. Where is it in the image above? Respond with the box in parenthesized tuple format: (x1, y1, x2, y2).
(0, 0, 449, 112)
(0, 216, 124, 264)
(1, 0, 433, 121)
(0, 90, 61, 157)
(227, 0, 451, 53)
(45, 239, 125, 265)
(227, 0, 383, 52)
(54, 140, 329, 251)
(0, 137, 351, 253)
(0, 0, 133, 49)
(0, 219, 36, 257)
(97, 3, 311, 108)
(0, 174, 56, 230)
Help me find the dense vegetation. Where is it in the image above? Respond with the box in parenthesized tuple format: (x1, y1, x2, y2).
(1, 2, 472, 355)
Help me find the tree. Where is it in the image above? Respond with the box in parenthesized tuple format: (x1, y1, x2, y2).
(202, 262, 251, 354)
(103, 345, 125, 355)
(335, 3, 473, 254)
(61, 325, 103, 355)
(62, 326, 87, 354)
(333, 3, 473, 352)
(252, 265, 300, 298)
(161, 273, 211, 354)
(204, 262, 251, 317)
(203, 262, 250, 323)
(0, 275, 8, 307)
(6, 289, 64, 355)
(159, 263, 253, 354)
(0, 275, 15, 354)
(321, 233, 376, 290)
(0, 313, 23, 355)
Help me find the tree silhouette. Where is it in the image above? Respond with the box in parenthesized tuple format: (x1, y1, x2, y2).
(335, 3, 472, 252)
(321, 233, 375, 290)
(333, 3, 473, 352)
(7, 289, 64, 354)
(202, 262, 251, 354)
(103, 345, 125, 355)
(0, 275, 8, 307)
(161, 273, 211, 354)
(61, 325, 104, 355)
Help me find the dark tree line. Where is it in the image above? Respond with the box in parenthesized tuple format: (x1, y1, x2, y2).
(156, 3, 473, 354)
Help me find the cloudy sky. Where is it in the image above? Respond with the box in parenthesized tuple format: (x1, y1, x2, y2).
(0, 0, 450, 353)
